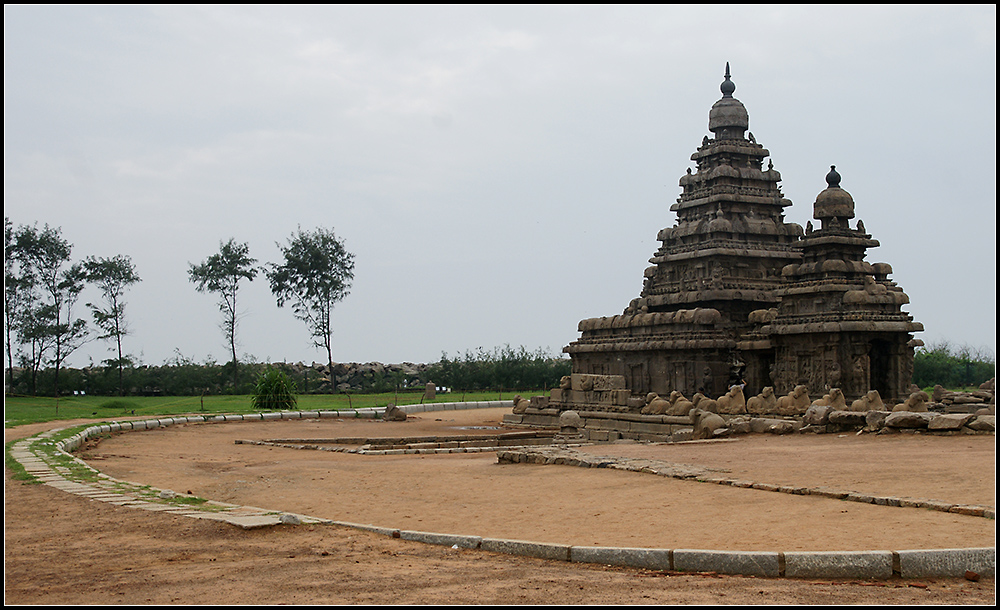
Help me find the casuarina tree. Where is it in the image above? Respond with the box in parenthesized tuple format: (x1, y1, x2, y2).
(9, 221, 89, 398)
(84, 254, 141, 396)
(267, 227, 354, 381)
(188, 239, 258, 389)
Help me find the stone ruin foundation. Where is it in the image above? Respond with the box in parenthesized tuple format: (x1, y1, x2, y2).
(504, 66, 995, 440)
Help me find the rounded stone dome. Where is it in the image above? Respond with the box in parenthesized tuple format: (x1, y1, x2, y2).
(813, 165, 855, 220)
(708, 64, 749, 137)
(708, 208, 732, 233)
(709, 96, 749, 135)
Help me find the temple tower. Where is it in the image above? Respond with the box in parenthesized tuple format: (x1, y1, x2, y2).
(562, 65, 922, 407)
(759, 167, 924, 402)
(565, 65, 804, 398)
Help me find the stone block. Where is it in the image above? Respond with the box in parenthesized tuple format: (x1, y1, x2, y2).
(828, 410, 868, 427)
(749, 418, 798, 434)
(481, 538, 570, 562)
(885, 411, 933, 428)
(784, 551, 893, 579)
(966, 415, 995, 431)
(928, 413, 974, 430)
(671, 428, 694, 441)
(570, 546, 671, 570)
(399, 530, 482, 549)
(584, 417, 620, 430)
(673, 549, 780, 577)
(865, 410, 890, 430)
(897, 548, 995, 578)
(629, 421, 672, 435)
(592, 375, 627, 391)
(529, 395, 549, 409)
(803, 404, 833, 425)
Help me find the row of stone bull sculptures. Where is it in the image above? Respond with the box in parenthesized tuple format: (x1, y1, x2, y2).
(639, 385, 930, 417)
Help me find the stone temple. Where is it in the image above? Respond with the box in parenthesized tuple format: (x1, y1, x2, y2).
(509, 65, 924, 433)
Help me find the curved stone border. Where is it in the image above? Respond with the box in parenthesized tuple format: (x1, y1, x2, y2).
(497, 446, 996, 520)
(7, 401, 995, 581)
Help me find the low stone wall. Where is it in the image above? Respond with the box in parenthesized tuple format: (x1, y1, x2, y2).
(504, 407, 995, 442)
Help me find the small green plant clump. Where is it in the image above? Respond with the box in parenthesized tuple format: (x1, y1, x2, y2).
(100, 399, 138, 411)
(251, 367, 298, 410)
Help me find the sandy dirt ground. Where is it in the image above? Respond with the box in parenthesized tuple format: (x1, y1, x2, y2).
(4, 408, 996, 605)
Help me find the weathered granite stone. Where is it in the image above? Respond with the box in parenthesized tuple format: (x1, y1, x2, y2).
(784, 551, 893, 579)
(749, 417, 798, 434)
(897, 547, 996, 578)
(827, 410, 868, 427)
(928, 413, 975, 430)
(965, 415, 995, 432)
(884, 411, 933, 428)
(803, 404, 833, 425)
(673, 549, 780, 577)
(865, 410, 891, 431)
(279, 513, 302, 525)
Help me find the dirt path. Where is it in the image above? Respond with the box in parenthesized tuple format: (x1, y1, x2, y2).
(4, 409, 996, 605)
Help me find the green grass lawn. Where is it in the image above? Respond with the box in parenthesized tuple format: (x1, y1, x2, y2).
(3, 389, 541, 428)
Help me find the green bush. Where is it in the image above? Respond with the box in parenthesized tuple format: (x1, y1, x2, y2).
(913, 341, 995, 390)
(100, 399, 138, 411)
(427, 345, 572, 392)
(251, 368, 298, 410)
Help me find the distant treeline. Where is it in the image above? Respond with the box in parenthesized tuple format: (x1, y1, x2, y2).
(8, 341, 990, 398)
(429, 345, 572, 393)
(912, 341, 995, 390)
(4, 345, 572, 398)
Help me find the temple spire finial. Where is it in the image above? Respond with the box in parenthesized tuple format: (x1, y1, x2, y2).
(721, 62, 736, 97)
(826, 165, 841, 188)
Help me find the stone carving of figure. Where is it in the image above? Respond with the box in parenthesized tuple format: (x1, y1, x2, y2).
(828, 361, 841, 389)
(853, 355, 869, 390)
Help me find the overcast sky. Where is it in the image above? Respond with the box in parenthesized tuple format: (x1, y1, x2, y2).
(5, 5, 996, 370)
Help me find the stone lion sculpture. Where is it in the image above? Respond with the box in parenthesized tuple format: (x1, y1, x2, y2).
(811, 388, 847, 411)
(775, 385, 810, 415)
(893, 390, 929, 412)
(691, 392, 719, 414)
(716, 385, 747, 414)
(848, 390, 884, 412)
(641, 392, 671, 415)
(690, 408, 727, 440)
(665, 390, 695, 416)
(512, 394, 529, 414)
(383, 403, 406, 421)
(746, 386, 776, 414)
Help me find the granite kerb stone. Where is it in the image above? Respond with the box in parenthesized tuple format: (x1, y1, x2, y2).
(398, 530, 483, 549)
(569, 546, 672, 570)
(673, 548, 781, 577)
(480, 537, 571, 562)
(784, 550, 893, 579)
(896, 547, 995, 578)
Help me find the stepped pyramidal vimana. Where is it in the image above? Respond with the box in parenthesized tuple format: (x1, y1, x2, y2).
(508, 65, 930, 435)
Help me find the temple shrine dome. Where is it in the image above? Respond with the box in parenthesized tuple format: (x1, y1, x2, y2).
(813, 165, 856, 220)
(708, 63, 749, 137)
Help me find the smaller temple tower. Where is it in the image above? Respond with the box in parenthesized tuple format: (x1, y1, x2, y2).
(758, 166, 924, 402)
